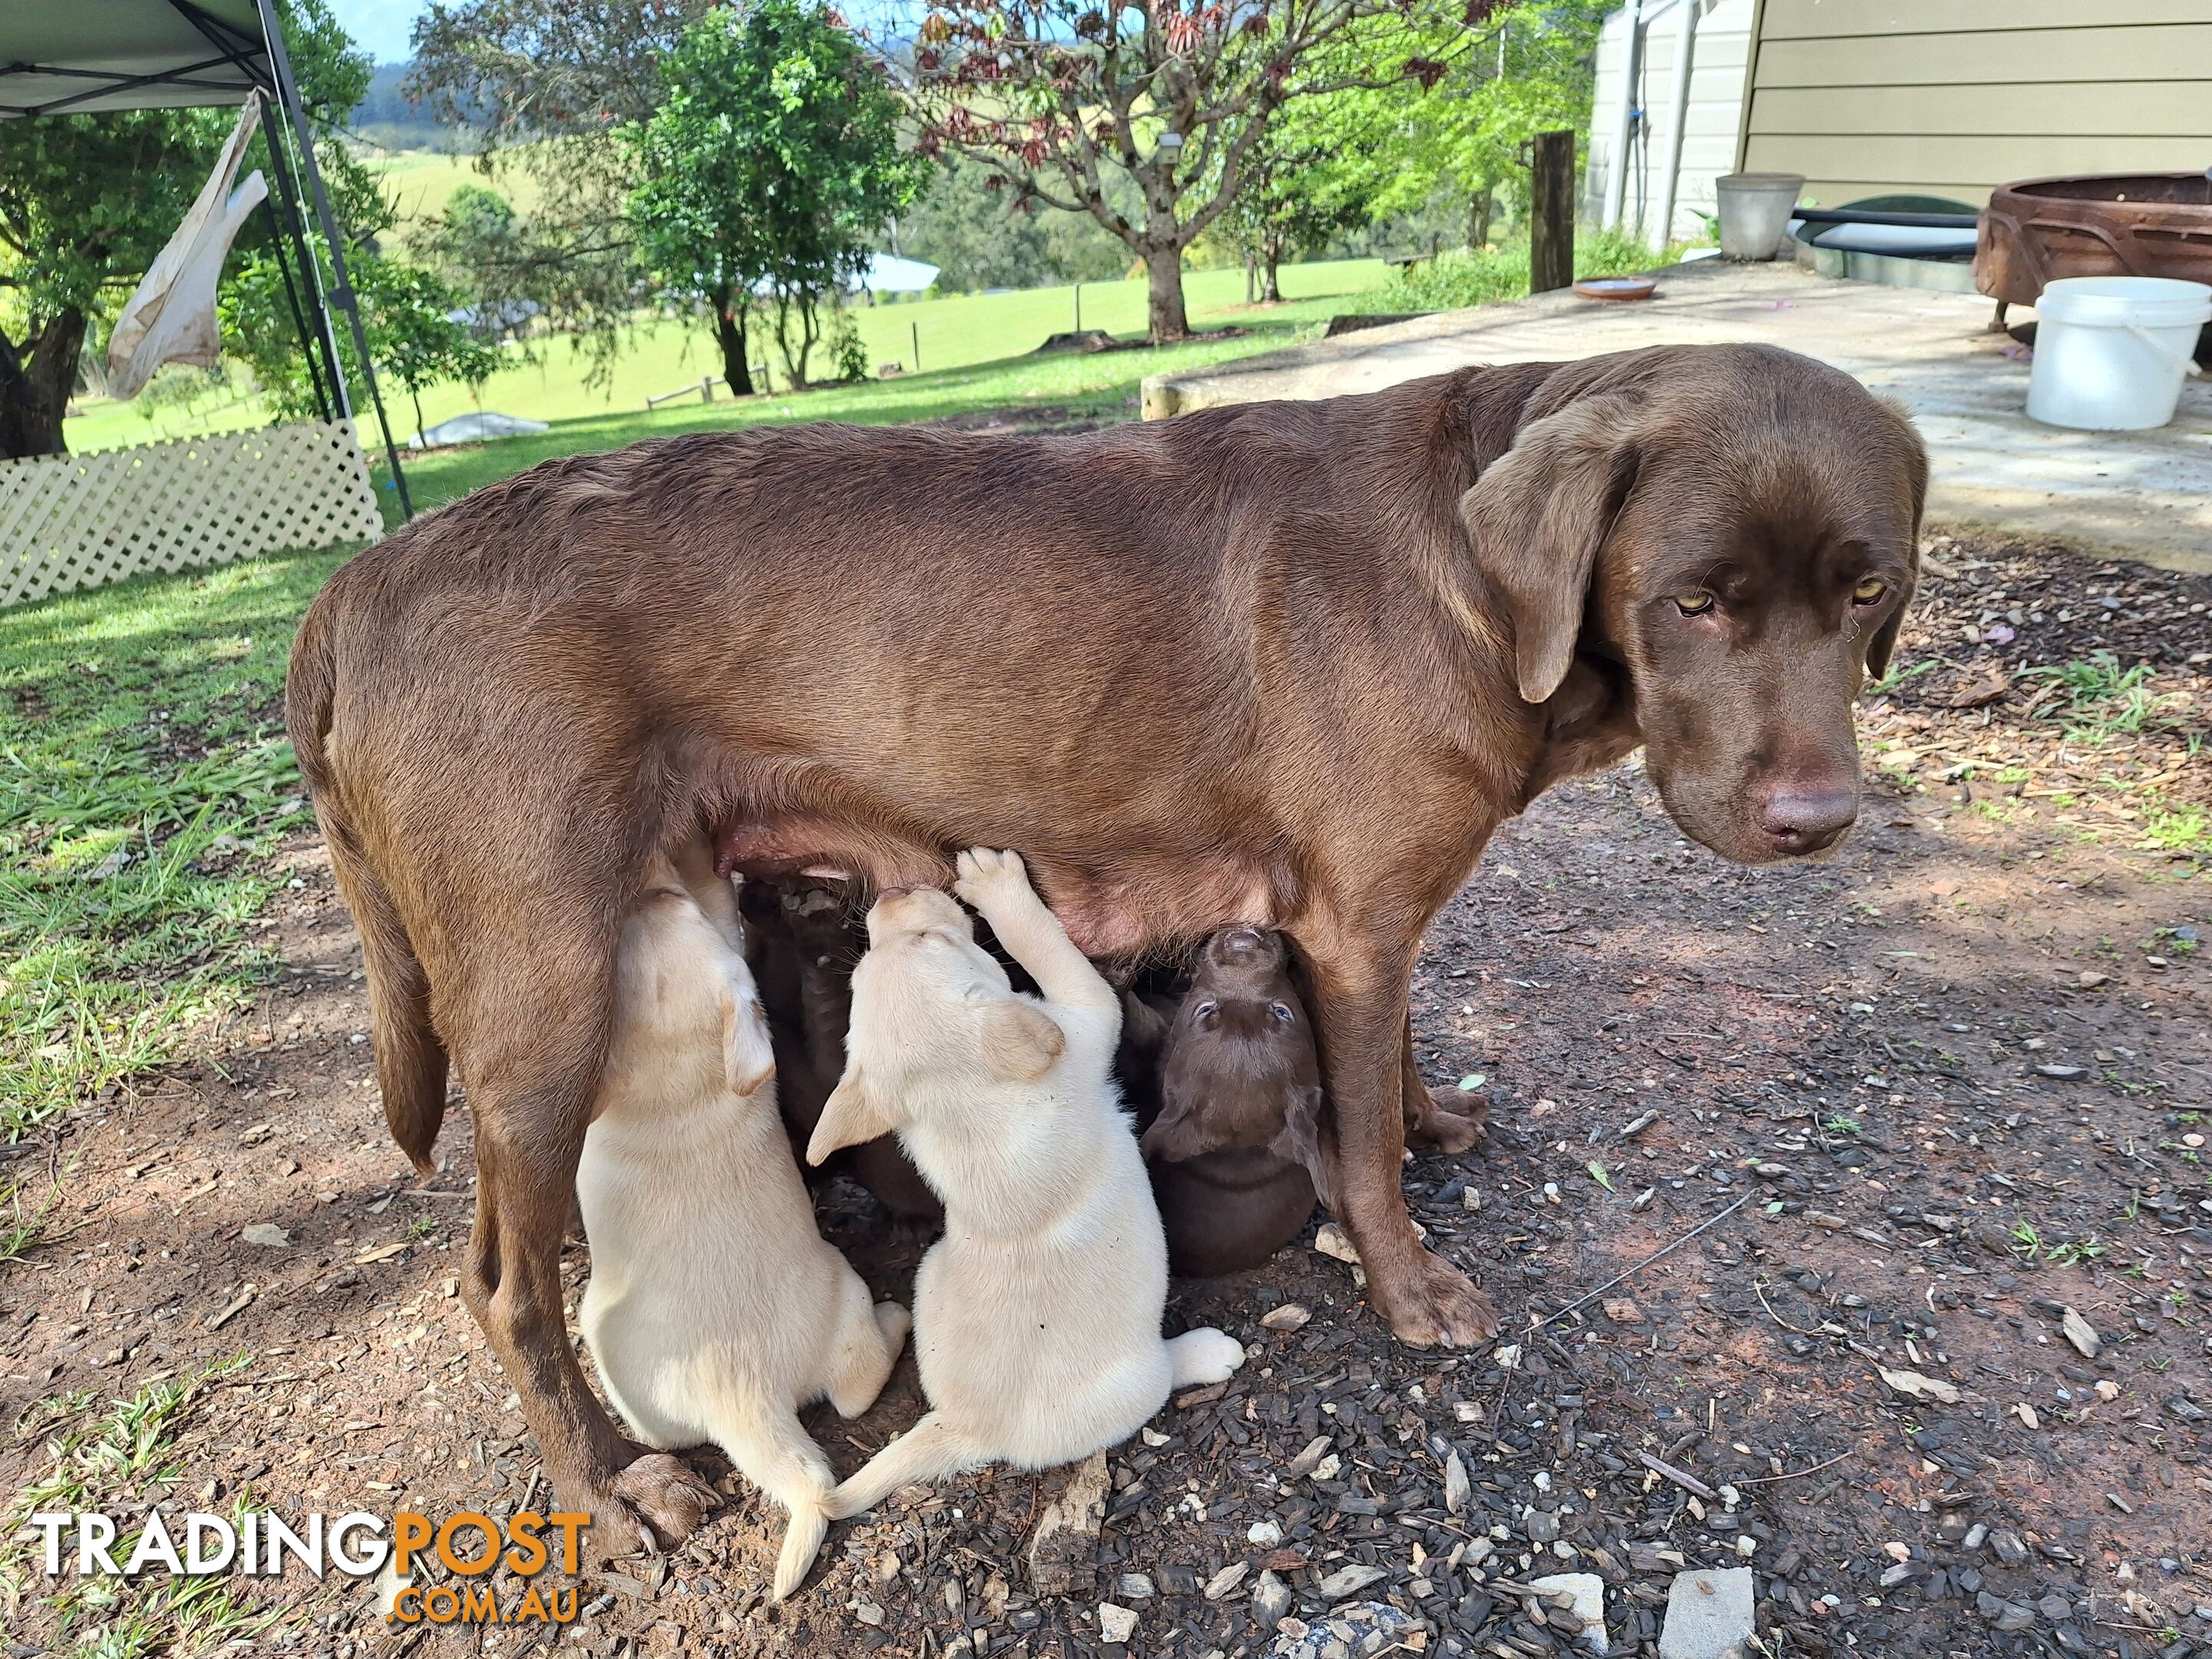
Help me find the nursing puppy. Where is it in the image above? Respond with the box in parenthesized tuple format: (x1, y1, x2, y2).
(810, 849, 1246, 1517)
(577, 854, 909, 1598)
(740, 876, 939, 1219)
(1125, 928, 1333, 1277)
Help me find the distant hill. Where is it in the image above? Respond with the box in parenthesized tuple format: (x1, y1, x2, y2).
(350, 61, 474, 151)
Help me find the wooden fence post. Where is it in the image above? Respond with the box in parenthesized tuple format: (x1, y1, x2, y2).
(1530, 130, 1575, 295)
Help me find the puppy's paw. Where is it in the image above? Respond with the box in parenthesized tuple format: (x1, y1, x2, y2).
(952, 846, 1031, 912)
(1406, 1085, 1488, 1154)
(874, 1300, 912, 1357)
(1167, 1326, 1249, 1389)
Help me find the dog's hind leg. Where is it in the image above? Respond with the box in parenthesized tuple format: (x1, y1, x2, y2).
(1166, 1327, 1249, 1388)
(707, 1404, 837, 1601)
(823, 1280, 909, 1419)
(826, 1412, 985, 1519)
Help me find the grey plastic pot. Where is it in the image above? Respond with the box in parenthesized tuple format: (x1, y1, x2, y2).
(1717, 172, 1805, 261)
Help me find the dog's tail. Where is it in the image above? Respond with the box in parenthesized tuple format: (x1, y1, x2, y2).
(286, 582, 449, 1175)
(709, 1406, 838, 1601)
(826, 1412, 984, 1522)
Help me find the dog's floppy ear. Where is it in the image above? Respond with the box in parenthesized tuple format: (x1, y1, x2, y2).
(1120, 988, 1171, 1062)
(1865, 396, 1929, 680)
(1139, 1090, 1209, 1164)
(721, 997, 776, 1098)
(979, 998, 1065, 1081)
(1459, 392, 1644, 705)
(807, 1068, 896, 1164)
(1268, 1084, 1333, 1210)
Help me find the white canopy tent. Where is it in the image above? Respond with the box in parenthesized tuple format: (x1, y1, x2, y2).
(0, 0, 413, 516)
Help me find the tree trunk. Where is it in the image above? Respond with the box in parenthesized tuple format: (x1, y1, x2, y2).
(1244, 253, 1255, 306)
(712, 283, 755, 397)
(1469, 185, 1495, 250)
(1144, 243, 1189, 343)
(1261, 231, 1283, 303)
(0, 306, 88, 460)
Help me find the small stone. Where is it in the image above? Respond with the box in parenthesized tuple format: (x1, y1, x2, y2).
(1314, 1563, 1386, 1601)
(2059, 1306, 2101, 1359)
(1313, 1224, 1361, 1264)
(1962, 1523, 1988, 1551)
(1601, 1298, 1644, 1323)
(1251, 1570, 1293, 1631)
(1524, 1510, 1561, 1545)
(1261, 1303, 1313, 1333)
(1988, 1529, 2028, 1566)
(1529, 1572, 1608, 1654)
(2032, 1064, 2089, 1081)
(1247, 1522, 1283, 1548)
(854, 1601, 885, 1627)
(1443, 1451, 1471, 1515)
(1660, 1568, 1756, 1659)
(241, 1223, 290, 1247)
(1098, 1602, 1138, 1645)
(1285, 1435, 1334, 1479)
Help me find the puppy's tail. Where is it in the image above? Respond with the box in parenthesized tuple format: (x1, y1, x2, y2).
(711, 1407, 836, 1601)
(827, 1412, 983, 1521)
(286, 582, 449, 1175)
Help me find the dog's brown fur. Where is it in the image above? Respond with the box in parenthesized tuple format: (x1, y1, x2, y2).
(287, 344, 1924, 1551)
(1125, 929, 1330, 1277)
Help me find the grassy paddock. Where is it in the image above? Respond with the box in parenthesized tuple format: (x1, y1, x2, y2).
(0, 548, 350, 1145)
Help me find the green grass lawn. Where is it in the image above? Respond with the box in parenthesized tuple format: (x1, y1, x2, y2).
(0, 548, 348, 1144)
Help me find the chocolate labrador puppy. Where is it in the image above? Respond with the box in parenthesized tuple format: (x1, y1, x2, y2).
(1124, 929, 1330, 1277)
(289, 343, 1924, 1550)
(739, 876, 939, 1220)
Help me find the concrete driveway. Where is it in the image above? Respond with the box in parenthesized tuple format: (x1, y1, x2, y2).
(1144, 260, 2212, 571)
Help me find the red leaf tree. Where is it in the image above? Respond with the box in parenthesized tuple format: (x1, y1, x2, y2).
(899, 0, 1485, 342)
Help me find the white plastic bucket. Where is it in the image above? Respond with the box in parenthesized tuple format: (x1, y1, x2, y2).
(2026, 276, 2211, 431)
(1715, 173, 1803, 261)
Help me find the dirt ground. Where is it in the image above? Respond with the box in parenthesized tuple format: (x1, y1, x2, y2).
(2, 528, 2206, 1659)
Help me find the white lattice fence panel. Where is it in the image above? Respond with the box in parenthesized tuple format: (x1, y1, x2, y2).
(0, 421, 383, 608)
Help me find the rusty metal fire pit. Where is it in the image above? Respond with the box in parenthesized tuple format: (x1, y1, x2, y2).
(1976, 172, 2212, 306)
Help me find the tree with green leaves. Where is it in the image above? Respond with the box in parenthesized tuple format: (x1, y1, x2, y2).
(408, 0, 717, 376)
(0, 0, 368, 459)
(627, 1, 925, 392)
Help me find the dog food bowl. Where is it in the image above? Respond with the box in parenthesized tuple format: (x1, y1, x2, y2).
(1574, 276, 1657, 302)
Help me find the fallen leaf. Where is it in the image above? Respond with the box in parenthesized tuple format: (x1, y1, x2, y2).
(355, 1241, 409, 1264)
(1879, 1366, 1962, 1405)
(240, 1223, 290, 1248)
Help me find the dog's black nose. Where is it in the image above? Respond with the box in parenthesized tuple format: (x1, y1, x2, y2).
(1756, 783, 1857, 854)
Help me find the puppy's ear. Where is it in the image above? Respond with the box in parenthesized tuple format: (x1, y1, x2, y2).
(1268, 1084, 1333, 1210)
(1139, 1094, 1210, 1164)
(1459, 392, 1644, 704)
(1120, 988, 1171, 1060)
(722, 998, 776, 1098)
(979, 998, 1065, 1081)
(808, 1068, 896, 1164)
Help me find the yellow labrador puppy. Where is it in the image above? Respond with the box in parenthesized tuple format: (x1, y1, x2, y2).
(578, 851, 909, 1599)
(810, 847, 1244, 1518)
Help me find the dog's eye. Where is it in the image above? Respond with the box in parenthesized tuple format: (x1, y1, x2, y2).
(1852, 577, 1888, 606)
(1674, 591, 1716, 617)
(1270, 1002, 1295, 1025)
(1192, 999, 1219, 1024)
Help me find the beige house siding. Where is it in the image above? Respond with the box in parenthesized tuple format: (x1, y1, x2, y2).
(1740, 0, 2212, 207)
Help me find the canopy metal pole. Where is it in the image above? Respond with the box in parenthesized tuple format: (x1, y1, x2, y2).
(253, 0, 412, 520)
(255, 91, 340, 425)
(263, 196, 334, 424)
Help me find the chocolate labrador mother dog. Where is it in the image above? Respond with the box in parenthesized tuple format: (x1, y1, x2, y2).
(288, 343, 1924, 1551)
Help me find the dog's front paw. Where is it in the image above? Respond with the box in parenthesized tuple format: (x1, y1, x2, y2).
(953, 846, 1031, 912)
(1366, 1248, 1500, 1349)
(581, 1452, 717, 1561)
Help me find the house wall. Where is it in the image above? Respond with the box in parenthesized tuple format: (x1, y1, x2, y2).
(1740, 0, 2212, 207)
(1584, 0, 1757, 244)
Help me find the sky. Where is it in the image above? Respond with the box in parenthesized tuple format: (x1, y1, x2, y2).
(328, 0, 432, 66)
